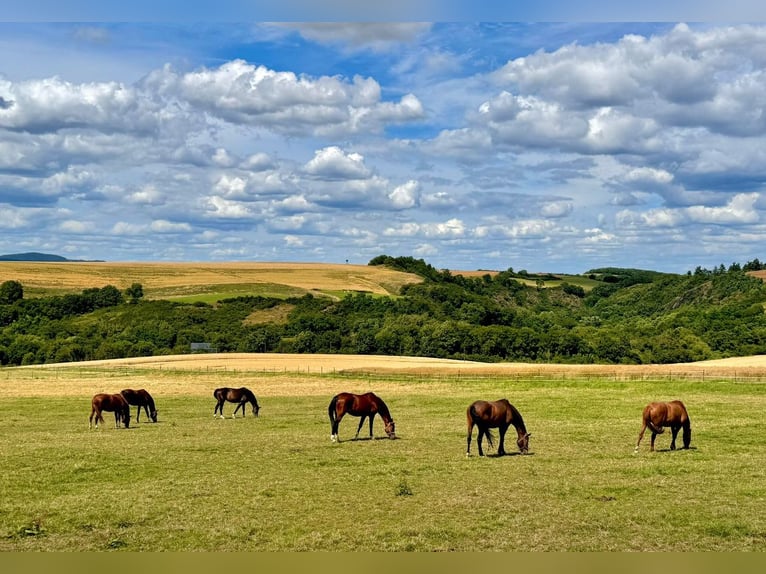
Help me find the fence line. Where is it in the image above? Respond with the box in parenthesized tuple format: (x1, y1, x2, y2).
(8, 364, 766, 384)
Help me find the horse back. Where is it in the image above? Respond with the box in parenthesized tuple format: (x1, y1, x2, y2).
(667, 400, 690, 423)
(93, 392, 128, 412)
(335, 392, 380, 416)
(469, 399, 523, 428)
(646, 400, 689, 425)
(121, 388, 142, 404)
(468, 399, 505, 425)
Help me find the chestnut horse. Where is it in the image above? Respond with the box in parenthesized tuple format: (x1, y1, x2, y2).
(213, 387, 260, 419)
(89, 393, 131, 429)
(466, 399, 531, 456)
(328, 392, 396, 442)
(634, 400, 691, 453)
(120, 388, 158, 423)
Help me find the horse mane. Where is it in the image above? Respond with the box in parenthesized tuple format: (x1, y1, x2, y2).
(144, 390, 156, 411)
(373, 394, 391, 419)
(507, 401, 527, 433)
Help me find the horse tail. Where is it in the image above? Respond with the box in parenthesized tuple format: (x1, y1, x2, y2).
(646, 420, 664, 434)
(328, 395, 338, 424)
(468, 404, 493, 447)
(468, 403, 480, 423)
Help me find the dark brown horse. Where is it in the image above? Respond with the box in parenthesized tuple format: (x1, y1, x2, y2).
(635, 400, 691, 453)
(328, 392, 396, 442)
(213, 387, 260, 419)
(120, 388, 158, 423)
(89, 393, 131, 429)
(466, 399, 531, 456)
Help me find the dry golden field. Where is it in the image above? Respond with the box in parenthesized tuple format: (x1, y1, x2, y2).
(0, 261, 422, 298)
(27, 351, 766, 375)
(7, 352, 766, 400)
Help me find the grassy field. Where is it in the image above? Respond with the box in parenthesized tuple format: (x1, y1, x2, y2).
(1, 359, 765, 551)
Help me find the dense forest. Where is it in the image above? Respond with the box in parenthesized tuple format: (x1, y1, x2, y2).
(2, 256, 766, 366)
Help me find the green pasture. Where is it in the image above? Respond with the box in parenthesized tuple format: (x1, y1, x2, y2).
(1, 371, 765, 551)
(149, 282, 312, 303)
(152, 284, 392, 304)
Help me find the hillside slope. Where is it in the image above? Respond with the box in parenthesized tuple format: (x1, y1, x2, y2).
(0, 261, 422, 298)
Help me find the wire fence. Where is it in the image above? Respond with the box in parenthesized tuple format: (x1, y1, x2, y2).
(14, 363, 766, 384)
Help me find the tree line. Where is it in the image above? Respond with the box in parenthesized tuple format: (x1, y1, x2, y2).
(2, 257, 766, 366)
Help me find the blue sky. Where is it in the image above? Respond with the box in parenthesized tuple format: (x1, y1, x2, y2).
(3, 18, 766, 273)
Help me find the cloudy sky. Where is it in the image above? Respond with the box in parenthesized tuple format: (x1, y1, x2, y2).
(3, 19, 766, 273)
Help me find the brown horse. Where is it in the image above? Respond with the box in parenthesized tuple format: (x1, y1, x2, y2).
(120, 389, 158, 423)
(328, 392, 396, 442)
(213, 387, 260, 419)
(89, 393, 131, 429)
(466, 399, 531, 456)
(635, 400, 691, 453)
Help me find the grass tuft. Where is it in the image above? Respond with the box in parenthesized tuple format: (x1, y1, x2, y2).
(395, 477, 414, 497)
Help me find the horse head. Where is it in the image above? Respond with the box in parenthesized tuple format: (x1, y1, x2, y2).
(517, 432, 531, 454)
(150, 409, 158, 423)
(384, 419, 396, 439)
(121, 410, 131, 429)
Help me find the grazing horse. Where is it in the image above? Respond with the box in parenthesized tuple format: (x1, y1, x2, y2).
(466, 399, 531, 456)
(89, 393, 131, 429)
(213, 387, 260, 419)
(328, 392, 396, 442)
(120, 389, 158, 423)
(635, 400, 691, 453)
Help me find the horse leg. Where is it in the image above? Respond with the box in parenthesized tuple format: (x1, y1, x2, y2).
(498, 427, 508, 456)
(368, 414, 375, 439)
(466, 419, 474, 456)
(332, 413, 344, 442)
(89, 408, 95, 429)
(114, 411, 121, 428)
(650, 432, 657, 452)
(477, 428, 485, 457)
(682, 421, 691, 449)
(355, 415, 367, 439)
(670, 426, 680, 450)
